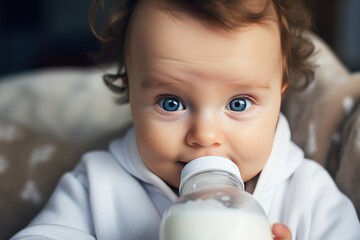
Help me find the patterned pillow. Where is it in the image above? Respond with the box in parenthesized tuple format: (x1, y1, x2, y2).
(282, 34, 360, 173)
(0, 121, 84, 239)
(336, 103, 360, 217)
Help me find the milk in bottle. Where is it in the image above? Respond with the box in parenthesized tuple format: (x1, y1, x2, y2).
(159, 156, 272, 240)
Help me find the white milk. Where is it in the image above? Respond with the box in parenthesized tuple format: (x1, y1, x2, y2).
(160, 204, 273, 240)
(161, 157, 272, 240)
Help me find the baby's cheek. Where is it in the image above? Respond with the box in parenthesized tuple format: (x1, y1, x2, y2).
(228, 133, 273, 181)
(137, 125, 180, 160)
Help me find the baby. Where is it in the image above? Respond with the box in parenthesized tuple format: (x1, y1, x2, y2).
(12, 0, 360, 239)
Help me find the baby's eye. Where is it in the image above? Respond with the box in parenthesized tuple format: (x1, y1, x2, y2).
(157, 96, 185, 112)
(226, 97, 252, 112)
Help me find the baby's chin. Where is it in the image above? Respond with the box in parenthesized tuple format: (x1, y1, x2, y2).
(244, 173, 261, 193)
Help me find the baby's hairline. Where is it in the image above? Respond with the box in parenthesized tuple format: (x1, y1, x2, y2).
(137, 0, 279, 32)
(124, 0, 283, 69)
(90, 0, 315, 100)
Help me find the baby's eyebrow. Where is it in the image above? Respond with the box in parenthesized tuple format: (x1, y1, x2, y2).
(141, 75, 271, 90)
(141, 77, 183, 89)
(225, 78, 271, 89)
(141, 80, 169, 89)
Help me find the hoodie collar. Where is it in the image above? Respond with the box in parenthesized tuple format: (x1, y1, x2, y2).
(253, 113, 304, 198)
(109, 129, 178, 202)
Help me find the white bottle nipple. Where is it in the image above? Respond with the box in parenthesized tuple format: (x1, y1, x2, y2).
(180, 156, 244, 194)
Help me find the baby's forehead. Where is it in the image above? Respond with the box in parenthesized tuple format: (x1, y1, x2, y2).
(127, 0, 281, 55)
(126, 1, 283, 85)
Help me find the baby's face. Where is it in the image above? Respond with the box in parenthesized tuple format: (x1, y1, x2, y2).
(126, 1, 284, 188)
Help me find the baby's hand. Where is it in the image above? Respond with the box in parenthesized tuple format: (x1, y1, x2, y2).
(272, 223, 292, 240)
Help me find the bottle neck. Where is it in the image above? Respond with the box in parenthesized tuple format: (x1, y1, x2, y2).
(180, 170, 244, 196)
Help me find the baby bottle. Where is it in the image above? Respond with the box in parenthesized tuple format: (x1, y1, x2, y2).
(159, 156, 272, 240)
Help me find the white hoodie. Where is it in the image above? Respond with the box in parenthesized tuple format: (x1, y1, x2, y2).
(12, 115, 360, 240)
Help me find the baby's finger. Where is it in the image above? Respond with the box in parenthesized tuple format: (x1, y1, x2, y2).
(272, 223, 292, 240)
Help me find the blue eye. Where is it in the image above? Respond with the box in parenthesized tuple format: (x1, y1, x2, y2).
(227, 98, 252, 112)
(158, 97, 185, 112)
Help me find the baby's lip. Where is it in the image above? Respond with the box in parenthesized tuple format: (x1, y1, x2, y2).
(177, 157, 214, 167)
(176, 160, 191, 170)
(178, 156, 234, 169)
(178, 155, 231, 165)
(176, 161, 189, 168)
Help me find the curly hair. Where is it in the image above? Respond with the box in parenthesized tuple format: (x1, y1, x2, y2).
(89, 0, 315, 102)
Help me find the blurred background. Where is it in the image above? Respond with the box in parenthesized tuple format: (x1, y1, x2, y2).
(0, 0, 99, 78)
(0, 0, 359, 78)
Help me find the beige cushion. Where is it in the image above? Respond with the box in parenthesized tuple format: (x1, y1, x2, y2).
(336, 103, 360, 217)
(282, 34, 360, 169)
(0, 66, 132, 142)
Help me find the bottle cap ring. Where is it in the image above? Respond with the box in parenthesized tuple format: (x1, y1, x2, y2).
(180, 156, 244, 192)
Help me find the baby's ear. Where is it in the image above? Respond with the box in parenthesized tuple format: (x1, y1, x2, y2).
(103, 72, 128, 94)
(281, 81, 289, 96)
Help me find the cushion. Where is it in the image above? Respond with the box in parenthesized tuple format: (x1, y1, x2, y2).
(336, 103, 360, 217)
(0, 120, 87, 239)
(0, 66, 132, 142)
(282, 34, 360, 174)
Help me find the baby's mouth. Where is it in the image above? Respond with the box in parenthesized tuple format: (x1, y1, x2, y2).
(176, 161, 188, 168)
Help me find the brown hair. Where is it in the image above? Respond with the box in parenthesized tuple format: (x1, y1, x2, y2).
(89, 0, 315, 102)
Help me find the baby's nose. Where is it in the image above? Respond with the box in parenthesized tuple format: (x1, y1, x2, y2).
(185, 113, 224, 148)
